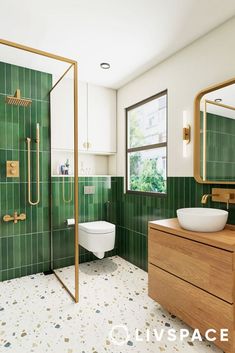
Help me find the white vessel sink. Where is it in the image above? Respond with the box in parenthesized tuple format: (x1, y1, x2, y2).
(177, 207, 228, 232)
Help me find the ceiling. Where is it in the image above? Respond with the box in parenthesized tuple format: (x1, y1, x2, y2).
(201, 84, 235, 119)
(0, 0, 235, 89)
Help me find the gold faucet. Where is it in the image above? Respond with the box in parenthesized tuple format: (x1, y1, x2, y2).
(201, 194, 219, 204)
(201, 193, 232, 210)
(3, 212, 26, 224)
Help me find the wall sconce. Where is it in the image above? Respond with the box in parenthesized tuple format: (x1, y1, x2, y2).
(183, 125, 191, 144)
(183, 111, 191, 157)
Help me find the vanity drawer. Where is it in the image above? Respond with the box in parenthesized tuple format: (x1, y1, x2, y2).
(148, 264, 234, 353)
(149, 228, 234, 303)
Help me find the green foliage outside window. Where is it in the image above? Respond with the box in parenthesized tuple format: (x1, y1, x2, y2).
(130, 155, 166, 193)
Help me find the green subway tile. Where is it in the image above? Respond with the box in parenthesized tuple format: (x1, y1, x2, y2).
(36, 71, 42, 101)
(31, 70, 36, 100)
(0, 62, 5, 94)
(18, 66, 25, 97)
(13, 236, 21, 268)
(5, 64, 11, 94)
(24, 68, 31, 98)
(11, 65, 19, 93)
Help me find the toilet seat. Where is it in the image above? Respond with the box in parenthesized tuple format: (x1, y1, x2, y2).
(79, 221, 115, 234)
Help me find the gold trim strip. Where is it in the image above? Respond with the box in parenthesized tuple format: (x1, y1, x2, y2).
(49, 64, 74, 93)
(202, 100, 207, 181)
(205, 99, 235, 112)
(74, 62, 79, 303)
(0, 39, 76, 64)
(53, 270, 76, 302)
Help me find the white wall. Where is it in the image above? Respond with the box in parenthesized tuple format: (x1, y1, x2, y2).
(117, 16, 235, 177)
(79, 153, 109, 176)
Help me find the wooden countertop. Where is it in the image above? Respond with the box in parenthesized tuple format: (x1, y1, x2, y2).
(149, 218, 235, 251)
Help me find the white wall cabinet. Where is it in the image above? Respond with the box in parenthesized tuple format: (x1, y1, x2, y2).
(78, 81, 88, 152)
(51, 80, 116, 154)
(86, 84, 116, 154)
(51, 76, 74, 151)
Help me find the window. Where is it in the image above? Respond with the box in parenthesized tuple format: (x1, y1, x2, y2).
(126, 90, 167, 195)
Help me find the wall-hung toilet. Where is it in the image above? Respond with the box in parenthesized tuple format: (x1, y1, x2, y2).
(79, 221, 115, 259)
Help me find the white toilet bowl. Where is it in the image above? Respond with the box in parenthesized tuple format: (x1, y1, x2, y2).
(79, 221, 115, 259)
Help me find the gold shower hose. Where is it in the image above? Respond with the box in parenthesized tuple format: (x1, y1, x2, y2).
(62, 176, 73, 203)
(26, 124, 40, 205)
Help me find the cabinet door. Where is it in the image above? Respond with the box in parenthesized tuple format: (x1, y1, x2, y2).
(50, 77, 74, 150)
(78, 81, 88, 152)
(51, 80, 87, 151)
(148, 228, 234, 303)
(148, 264, 233, 353)
(87, 84, 116, 153)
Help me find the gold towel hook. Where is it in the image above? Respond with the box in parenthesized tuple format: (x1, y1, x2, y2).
(26, 123, 40, 206)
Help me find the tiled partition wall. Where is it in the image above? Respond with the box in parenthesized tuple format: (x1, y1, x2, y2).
(0, 62, 52, 281)
(50, 175, 235, 272)
(51, 176, 117, 268)
(115, 176, 235, 271)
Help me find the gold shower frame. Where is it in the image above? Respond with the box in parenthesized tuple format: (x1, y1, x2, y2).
(0, 39, 79, 303)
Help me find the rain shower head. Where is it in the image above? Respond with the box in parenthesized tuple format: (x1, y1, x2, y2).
(6, 89, 32, 107)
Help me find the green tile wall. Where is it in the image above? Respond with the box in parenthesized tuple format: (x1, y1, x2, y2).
(115, 176, 235, 271)
(50, 175, 235, 273)
(0, 62, 52, 281)
(51, 176, 117, 268)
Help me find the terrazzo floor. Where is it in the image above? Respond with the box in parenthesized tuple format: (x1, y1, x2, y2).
(0, 256, 222, 353)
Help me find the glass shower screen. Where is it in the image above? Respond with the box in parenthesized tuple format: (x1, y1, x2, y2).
(50, 66, 78, 299)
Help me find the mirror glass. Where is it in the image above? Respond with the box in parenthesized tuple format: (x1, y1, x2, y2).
(199, 83, 235, 182)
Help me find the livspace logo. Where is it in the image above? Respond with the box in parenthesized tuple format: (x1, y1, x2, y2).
(108, 325, 229, 346)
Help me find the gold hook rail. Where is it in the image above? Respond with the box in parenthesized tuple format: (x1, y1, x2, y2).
(26, 124, 40, 206)
(62, 176, 73, 203)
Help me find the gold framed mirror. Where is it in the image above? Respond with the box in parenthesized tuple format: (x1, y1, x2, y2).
(194, 77, 235, 184)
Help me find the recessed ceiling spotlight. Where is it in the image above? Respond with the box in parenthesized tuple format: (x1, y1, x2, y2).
(214, 98, 222, 103)
(100, 62, 110, 70)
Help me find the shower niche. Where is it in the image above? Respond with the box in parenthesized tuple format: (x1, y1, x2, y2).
(0, 40, 78, 302)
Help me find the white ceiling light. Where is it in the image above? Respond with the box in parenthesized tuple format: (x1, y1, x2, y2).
(100, 62, 110, 70)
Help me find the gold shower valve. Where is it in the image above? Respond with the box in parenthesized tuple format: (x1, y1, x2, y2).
(6, 161, 19, 177)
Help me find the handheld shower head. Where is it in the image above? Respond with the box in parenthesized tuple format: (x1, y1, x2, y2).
(6, 89, 32, 107)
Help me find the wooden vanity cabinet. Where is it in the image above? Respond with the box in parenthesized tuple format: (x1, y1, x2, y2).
(148, 218, 235, 353)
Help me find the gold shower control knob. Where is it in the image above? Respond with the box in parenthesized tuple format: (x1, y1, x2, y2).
(6, 161, 19, 178)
